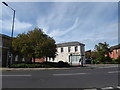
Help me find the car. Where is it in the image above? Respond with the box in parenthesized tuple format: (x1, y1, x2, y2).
(85, 59, 92, 64)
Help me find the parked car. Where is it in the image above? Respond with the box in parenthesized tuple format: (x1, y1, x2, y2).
(85, 59, 92, 64)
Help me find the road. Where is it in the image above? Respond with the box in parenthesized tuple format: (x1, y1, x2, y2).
(1, 64, 120, 89)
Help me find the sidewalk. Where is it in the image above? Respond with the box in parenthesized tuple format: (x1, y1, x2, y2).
(1, 67, 71, 71)
(1, 64, 119, 71)
(84, 64, 119, 68)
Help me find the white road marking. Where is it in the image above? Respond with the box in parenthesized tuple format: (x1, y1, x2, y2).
(101, 87, 113, 90)
(84, 89, 97, 90)
(0, 75, 32, 76)
(108, 71, 120, 73)
(53, 73, 87, 76)
(98, 66, 118, 68)
(117, 86, 120, 89)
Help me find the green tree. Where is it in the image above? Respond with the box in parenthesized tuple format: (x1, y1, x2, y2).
(95, 42, 109, 56)
(94, 42, 110, 62)
(12, 28, 57, 63)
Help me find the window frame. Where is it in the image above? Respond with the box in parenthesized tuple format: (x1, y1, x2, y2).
(68, 47, 71, 52)
(75, 46, 78, 52)
(61, 47, 63, 53)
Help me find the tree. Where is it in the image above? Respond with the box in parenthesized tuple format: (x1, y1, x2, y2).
(91, 51, 99, 59)
(95, 42, 110, 57)
(12, 28, 57, 63)
(94, 42, 110, 62)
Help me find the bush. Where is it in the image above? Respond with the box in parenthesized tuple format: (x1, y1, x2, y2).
(10, 63, 51, 68)
(91, 59, 100, 64)
(58, 61, 70, 67)
(92, 56, 113, 64)
(10, 62, 70, 68)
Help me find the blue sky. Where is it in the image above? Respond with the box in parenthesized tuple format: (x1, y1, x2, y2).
(1, 2, 118, 50)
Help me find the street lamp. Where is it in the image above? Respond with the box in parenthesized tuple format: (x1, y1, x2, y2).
(2, 2, 15, 66)
(2, 2, 15, 37)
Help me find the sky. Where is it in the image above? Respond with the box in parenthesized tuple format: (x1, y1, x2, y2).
(1, 1, 118, 50)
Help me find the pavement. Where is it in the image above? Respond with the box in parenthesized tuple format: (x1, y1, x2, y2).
(1, 64, 119, 71)
(1, 64, 120, 90)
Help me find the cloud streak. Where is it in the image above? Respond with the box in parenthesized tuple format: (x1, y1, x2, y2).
(49, 17, 80, 37)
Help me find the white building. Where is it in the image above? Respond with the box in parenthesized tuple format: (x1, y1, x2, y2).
(49, 42, 85, 65)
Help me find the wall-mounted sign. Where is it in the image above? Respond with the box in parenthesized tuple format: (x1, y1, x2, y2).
(71, 52, 80, 55)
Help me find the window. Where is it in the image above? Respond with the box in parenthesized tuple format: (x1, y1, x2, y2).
(75, 46, 78, 52)
(61, 47, 63, 52)
(116, 49, 118, 54)
(68, 47, 71, 52)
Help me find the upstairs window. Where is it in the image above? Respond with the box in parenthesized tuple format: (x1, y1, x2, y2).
(75, 46, 78, 52)
(61, 47, 63, 52)
(116, 49, 118, 54)
(68, 47, 71, 52)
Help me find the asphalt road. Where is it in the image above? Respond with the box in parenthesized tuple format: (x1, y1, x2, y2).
(1, 64, 120, 89)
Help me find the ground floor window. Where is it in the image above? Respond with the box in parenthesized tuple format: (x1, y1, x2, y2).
(69, 55, 81, 64)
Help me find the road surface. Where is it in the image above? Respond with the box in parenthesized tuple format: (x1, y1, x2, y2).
(1, 64, 120, 89)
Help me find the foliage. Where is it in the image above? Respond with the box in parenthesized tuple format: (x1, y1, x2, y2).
(10, 63, 51, 68)
(91, 51, 99, 59)
(10, 62, 70, 68)
(12, 28, 57, 62)
(94, 42, 110, 58)
(92, 56, 119, 64)
(92, 42, 111, 63)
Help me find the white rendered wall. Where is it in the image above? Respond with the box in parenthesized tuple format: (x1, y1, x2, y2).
(54, 45, 85, 64)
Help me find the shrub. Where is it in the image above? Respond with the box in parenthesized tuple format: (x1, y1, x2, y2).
(58, 61, 70, 67)
(10, 62, 70, 68)
(10, 63, 51, 68)
(92, 56, 113, 64)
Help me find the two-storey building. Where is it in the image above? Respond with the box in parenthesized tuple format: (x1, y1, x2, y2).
(48, 42, 85, 65)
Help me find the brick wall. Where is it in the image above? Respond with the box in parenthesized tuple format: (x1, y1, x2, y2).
(109, 49, 120, 59)
(32, 58, 46, 63)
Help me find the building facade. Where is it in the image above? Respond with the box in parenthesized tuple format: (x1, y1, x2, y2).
(109, 44, 120, 59)
(0, 34, 11, 67)
(48, 42, 85, 65)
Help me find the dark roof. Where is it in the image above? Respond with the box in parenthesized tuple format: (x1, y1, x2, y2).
(56, 41, 85, 47)
(85, 50, 91, 52)
(110, 44, 120, 51)
(0, 34, 11, 39)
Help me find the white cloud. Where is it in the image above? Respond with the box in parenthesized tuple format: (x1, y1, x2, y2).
(37, 3, 81, 37)
(36, 2, 70, 34)
(36, 2, 117, 51)
(49, 17, 80, 37)
(1, 19, 32, 33)
(1, 2, 117, 50)
(14, 19, 32, 31)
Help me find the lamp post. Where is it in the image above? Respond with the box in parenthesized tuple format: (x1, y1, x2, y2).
(2, 2, 15, 66)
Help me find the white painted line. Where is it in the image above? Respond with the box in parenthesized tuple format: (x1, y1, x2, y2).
(84, 89, 97, 90)
(99, 66, 118, 68)
(53, 73, 87, 76)
(117, 86, 120, 89)
(101, 87, 113, 90)
(0, 75, 32, 76)
(108, 71, 120, 73)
